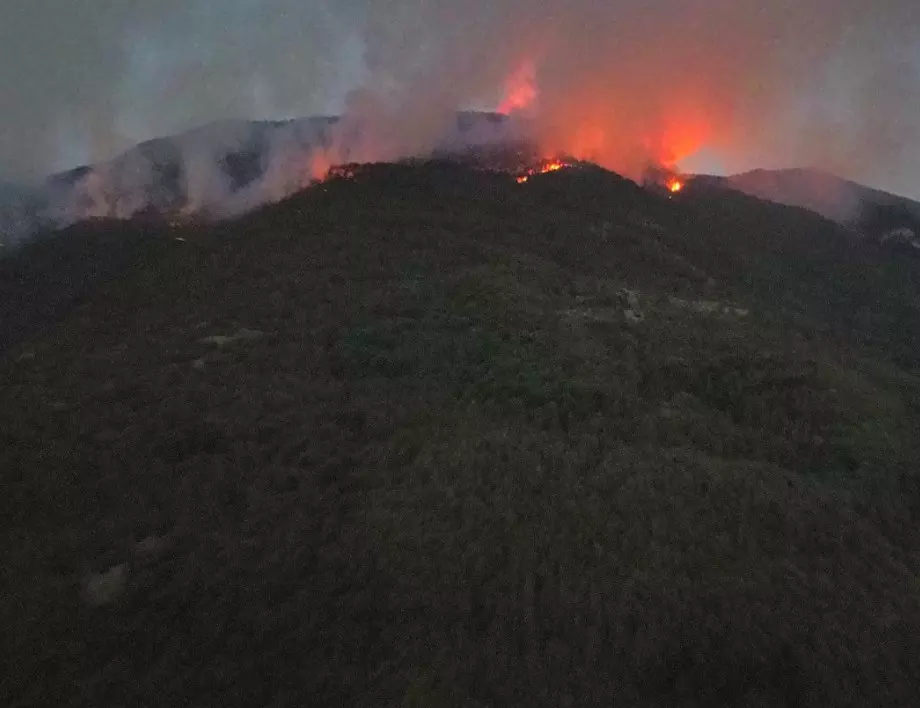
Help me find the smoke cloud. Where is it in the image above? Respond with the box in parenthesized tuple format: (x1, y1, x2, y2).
(2, 1, 920, 196)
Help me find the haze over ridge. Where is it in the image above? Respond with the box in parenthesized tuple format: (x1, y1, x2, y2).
(2, 1, 919, 196)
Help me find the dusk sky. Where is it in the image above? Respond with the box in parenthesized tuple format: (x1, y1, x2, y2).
(2, 1, 919, 195)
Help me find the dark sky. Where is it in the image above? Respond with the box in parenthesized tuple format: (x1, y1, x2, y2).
(2, 1, 919, 195)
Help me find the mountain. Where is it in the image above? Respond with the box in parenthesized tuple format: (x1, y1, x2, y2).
(719, 167, 920, 249)
(43, 117, 336, 223)
(4, 159, 920, 706)
(7, 118, 920, 255)
(0, 112, 519, 245)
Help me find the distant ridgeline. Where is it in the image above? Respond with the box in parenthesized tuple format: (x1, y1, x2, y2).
(3, 118, 920, 257)
(0, 112, 521, 249)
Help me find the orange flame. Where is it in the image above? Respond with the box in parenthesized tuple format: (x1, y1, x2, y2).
(667, 178, 684, 193)
(514, 158, 573, 184)
(534, 90, 713, 182)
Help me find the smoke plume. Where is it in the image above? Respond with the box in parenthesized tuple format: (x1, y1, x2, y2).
(2, 1, 920, 197)
(337, 0, 920, 191)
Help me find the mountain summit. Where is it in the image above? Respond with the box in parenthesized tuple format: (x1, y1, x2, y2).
(0, 113, 518, 246)
(4, 159, 920, 705)
(4, 117, 920, 252)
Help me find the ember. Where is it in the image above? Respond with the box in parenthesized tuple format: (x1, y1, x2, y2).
(312, 151, 577, 190)
(642, 166, 689, 195)
(514, 158, 574, 184)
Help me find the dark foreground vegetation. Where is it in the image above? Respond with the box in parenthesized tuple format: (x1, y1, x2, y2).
(3, 161, 920, 706)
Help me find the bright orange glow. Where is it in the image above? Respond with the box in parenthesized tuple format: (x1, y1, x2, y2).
(534, 90, 716, 181)
(498, 59, 538, 116)
(659, 110, 712, 167)
(667, 178, 684, 193)
(514, 158, 573, 184)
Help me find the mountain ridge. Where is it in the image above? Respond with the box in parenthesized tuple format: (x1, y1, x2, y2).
(4, 117, 920, 254)
(4, 159, 920, 705)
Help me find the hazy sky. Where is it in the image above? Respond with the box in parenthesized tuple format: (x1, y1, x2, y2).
(2, 1, 919, 195)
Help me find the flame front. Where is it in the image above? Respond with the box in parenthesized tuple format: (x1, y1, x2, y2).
(667, 178, 684, 193)
(522, 78, 715, 181)
(515, 158, 572, 184)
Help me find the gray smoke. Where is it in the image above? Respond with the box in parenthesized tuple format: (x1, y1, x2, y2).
(0, 112, 518, 247)
(2, 0, 920, 241)
(344, 0, 920, 192)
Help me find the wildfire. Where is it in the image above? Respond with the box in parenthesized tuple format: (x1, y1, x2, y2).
(328, 164, 358, 180)
(498, 59, 538, 116)
(515, 158, 571, 184)
(667, 178, 684, 193)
